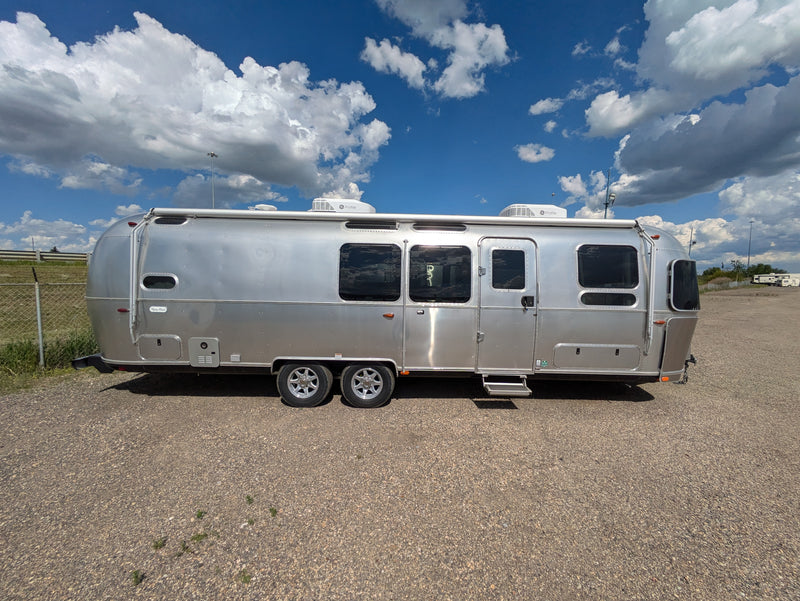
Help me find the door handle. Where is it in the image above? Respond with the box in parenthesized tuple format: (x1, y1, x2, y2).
(521, 296, 535, 311)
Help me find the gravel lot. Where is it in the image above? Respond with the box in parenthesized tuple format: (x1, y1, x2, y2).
(1, 288, 799, 600)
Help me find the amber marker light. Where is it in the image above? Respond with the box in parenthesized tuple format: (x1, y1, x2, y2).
(661, 376, 670, 382)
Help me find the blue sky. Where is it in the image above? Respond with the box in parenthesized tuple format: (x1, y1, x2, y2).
(1, 0, 800, 271)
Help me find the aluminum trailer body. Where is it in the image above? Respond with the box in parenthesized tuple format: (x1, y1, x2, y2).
(75, 203, 699, 407)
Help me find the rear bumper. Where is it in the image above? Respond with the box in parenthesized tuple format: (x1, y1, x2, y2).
(72, 354, 115, 373)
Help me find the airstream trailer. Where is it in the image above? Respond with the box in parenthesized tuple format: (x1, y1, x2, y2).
(73, 200, 699, 407)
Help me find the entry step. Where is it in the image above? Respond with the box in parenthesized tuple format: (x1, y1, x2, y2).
(481, 375, 531, 397)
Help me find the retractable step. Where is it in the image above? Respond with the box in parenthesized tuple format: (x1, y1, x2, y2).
(481, 375, 532, 397)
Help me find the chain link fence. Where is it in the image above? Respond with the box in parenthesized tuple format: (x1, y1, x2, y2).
(0, 280, 97, 370)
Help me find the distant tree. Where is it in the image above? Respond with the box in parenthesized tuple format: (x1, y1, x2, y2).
(745, 263, 787, 277)
(49, 246, 60, 253)
(699, 266, 724, 284)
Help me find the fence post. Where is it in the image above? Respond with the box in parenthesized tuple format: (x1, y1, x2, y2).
(32, 267, 45, 368)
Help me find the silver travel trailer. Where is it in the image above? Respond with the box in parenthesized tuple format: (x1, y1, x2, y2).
(74, 200, 700, 407)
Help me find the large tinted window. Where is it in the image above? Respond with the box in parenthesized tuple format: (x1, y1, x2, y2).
(578, 245, 638, 288)
(409, 246, 471, 303)
(670, 260, 700, 311)
(492, 249, 525, 290)
(339, 244, 401, 301)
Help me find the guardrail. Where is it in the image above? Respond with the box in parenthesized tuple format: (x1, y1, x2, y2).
(0, 249, 89, 263)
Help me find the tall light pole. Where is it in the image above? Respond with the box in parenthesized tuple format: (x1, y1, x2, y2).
(746, 219, 754, 270)
(688, 226, 697, 256)
(207, 152, 218, 209)
(603, 168, 616, 219)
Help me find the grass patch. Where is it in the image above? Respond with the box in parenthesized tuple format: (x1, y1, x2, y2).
(245, 494, 254, 505)
(152, 536, 167, 550)
(0, 329, 99, 393)
(190, 532, 208, 543)
(237, 568, 252, 584)
(195, 510, 207, 520)
(0, 339, 39, 374)
(130, 570, 144, 586)
(269, 507, 277, 518)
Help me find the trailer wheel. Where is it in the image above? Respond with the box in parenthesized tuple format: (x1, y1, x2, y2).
(340, 364, 394, 408)
(277, 363, 333, 407)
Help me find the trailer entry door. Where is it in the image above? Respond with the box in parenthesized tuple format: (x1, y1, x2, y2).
(477, 238, 537, 373)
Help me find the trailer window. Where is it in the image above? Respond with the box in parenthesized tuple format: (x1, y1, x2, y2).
(670, 260, 700, 311)
(339, 244, 401, 301)
(410, 246, 471, 303)
(577, 245, 638, 288)
(142, 275, 176, 289)
(581, 292, 636, 306)
(492, 249, 525, 290)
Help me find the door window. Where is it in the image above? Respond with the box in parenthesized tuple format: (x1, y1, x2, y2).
(491, 249, 525, 290)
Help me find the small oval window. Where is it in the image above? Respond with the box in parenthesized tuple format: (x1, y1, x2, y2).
(142, 275, 177, 289)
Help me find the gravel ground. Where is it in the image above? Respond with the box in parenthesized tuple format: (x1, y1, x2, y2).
(1, 288, 798, 600)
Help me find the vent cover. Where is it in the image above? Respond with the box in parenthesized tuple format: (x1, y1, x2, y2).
(345, 221, 397, 230)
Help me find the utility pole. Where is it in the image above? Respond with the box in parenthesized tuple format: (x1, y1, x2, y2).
(746, 219, 754, 270)
(207, 152, 218, 209)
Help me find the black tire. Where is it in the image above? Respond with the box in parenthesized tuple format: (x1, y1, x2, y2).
(276, 363, 333, 407)
(340, 364, 395, 408)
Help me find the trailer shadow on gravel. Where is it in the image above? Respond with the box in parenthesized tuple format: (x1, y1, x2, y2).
(105, 372, 654, 405)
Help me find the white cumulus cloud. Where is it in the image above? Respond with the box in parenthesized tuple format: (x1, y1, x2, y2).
(0, 11, 390, 203)
(361, 38, 428, 89)
(529, 98, 563, 115)
(0, 211, 94, 252)
(515, 144, 555, 163)
(366, 0, 511, 98)
(587, 0, 800, 136)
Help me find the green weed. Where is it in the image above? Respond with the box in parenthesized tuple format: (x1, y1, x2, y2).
(152, 536, 167, 550)
(174, 540, 192, 557)
(237, 568, 252, 584)
(190, 532, 208, 543)
(131, 570, 144, 586)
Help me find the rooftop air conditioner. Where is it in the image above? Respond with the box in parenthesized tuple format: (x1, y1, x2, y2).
(499, 204, 567, 218)
(311, 198, 376, 213)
